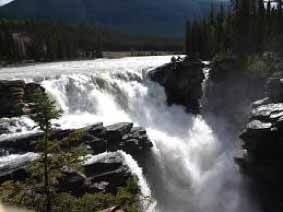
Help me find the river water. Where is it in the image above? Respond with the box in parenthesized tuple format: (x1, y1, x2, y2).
(0, 56, 259, 212)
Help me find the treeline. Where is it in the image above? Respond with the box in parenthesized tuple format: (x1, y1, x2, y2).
(186, 0, 283, 59)
(0, 19, 182, 62)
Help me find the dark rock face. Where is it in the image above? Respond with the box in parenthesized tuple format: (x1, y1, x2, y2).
(83, 122, 153, 158)
(0, 80, 26, 118)
(0, 152, 133, 195)
(0, 129, 73, 153)
(205, 56, 266, 126)
(0, 122, 153, 162)
(58, 152, 133, 195)
(266, 72, 283, 102)
(0, 80, 152, 198)
(0, 80, 45, 118)
(0, 132, 142, 195)
(148, 56, 205, 113)
(0, 153, 38, 183)
(82, 152, 132, 193)
(97, 206, 124, 212)
(236, 73, 283, 212)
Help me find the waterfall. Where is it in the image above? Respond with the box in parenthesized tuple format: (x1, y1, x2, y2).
(0, 56, 259, 212)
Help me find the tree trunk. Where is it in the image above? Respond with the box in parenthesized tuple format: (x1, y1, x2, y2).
(44, 127, 51, 212)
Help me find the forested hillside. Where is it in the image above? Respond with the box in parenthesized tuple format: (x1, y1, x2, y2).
(0, 0, 228, 37)
(0, 19, 182, 63)
(186, 0, 283, 58)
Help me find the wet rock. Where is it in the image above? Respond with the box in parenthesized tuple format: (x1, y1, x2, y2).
(0, 122, 153, 162)
(0, 117, 36, 136)
(105, 122, 133, 142)
(0, 152, 133, 195)
(266, 73, 283, 102)
(0, 80, 26, 118)
(0, 129, 74, 154)
(0, 153, 38, 183)
(98, 206, 124, 212)
(87, 122, 105, 136)
(0, 80, 45, 118)
(247, 120, 272, 130)
(83, 152, 132, 193)
(237, 72, 283, 212)
(148, 56, 205, 113)
(58, 152, 133, 194)
(252, 97, 271, 108)
(120, 127, 153, 153)
(251, 103, 283, 120)
(205, 55, 266, 126)
(58, 167, 87, 195)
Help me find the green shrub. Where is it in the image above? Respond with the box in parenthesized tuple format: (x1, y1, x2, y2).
(0, 179, 141, 212)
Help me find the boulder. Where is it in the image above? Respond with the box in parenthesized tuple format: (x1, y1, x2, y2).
(0, 80, 45, 118)
(0, 117, 36, 136)
(58, 152, 133, 194)
(266, 72, 283, 102)
(237, 72, 283, 212)
(0, 129, 74, 154)
(239, 102, 283, 161)
(105, 122, 133, 143)
(0, 153, 38, 183)
(98, 206, 124, 212)
(0, 152, 133, 195)
(0, 122, 153, 162)
(120, 127, 153, 153)
(83, 152, 133, 193)
(148, 56, 205, 113)
(0, 80, 26, 118)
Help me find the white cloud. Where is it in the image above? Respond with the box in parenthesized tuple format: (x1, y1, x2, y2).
(0, 0, 14, 6)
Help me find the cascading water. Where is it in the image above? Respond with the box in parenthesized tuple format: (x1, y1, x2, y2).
(0, 56, 259, 212)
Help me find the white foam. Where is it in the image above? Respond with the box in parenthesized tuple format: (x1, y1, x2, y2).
(0, 56, 259, 212)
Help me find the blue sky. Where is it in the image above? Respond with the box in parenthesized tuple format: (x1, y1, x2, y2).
(0, 0, 14, 6)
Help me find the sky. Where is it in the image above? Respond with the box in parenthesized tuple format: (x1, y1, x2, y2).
(0, 0, 14, 6)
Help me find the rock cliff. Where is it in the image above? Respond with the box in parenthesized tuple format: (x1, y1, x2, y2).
(148, 56, 205, 113)
(236, 72, 283, 212)
(0, 80, 45, 118)
(0, 122, 153, 162)
(0, 80, 153, 199)
(205, 56, 265, 126)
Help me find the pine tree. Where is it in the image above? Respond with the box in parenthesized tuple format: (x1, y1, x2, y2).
(0, 94, 89, 212)
(30, 94, 62, 212)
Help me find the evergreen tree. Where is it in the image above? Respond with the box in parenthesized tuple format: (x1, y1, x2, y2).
(30, 94, 62, 212)
(0, 94, 89, 212)
(185, 0, 283, 58)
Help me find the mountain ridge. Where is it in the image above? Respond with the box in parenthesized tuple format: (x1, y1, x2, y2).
(0, 0, 227, 37)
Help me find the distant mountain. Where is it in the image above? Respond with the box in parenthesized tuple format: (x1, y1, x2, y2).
(0, 0, 228, 37)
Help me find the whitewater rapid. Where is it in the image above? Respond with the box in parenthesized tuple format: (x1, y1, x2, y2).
(0, 56, 259, 212)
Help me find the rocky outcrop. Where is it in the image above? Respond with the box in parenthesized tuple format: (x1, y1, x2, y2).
(205, 56, 266, 126)
(97, 206, 124, 212)
(0, 122, 153, 162)
(236, 71, 283, 212)
(0, 80, 45, 118)
(148, 56, 205, 113)
(0, 152, 133, 195)
(265, 72, 283, 102)
(0, 80, 149, 207)
(60, 152, 133, 194)
(0, 153, 38, 183)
